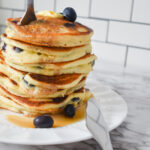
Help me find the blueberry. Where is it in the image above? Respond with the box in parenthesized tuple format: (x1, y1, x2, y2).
(53, 97, 67, 103)
(64, 104, 75, 117)
(34, 115, 54, 128)
(91, 60, 95, 67)
(23, 78, 28, 85)
(37, 52, 41, 55)
(29, 84, 35, 88)
(63, 7, 77, 22)
(12, 20, 18, 24)
(71, 97, 80, 102)
(23, 78, 35, 88)
(13, 47, 23, 53)
(2, 43, 6, 51)
(36, 66, 43, 69)
(64, 23, 75, 28)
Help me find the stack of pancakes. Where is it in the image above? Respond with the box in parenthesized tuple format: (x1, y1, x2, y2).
(0, 13, 96, 116)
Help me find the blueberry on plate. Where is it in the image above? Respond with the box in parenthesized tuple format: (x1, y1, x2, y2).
(64, 104, 75, 117)
(33, 115, 54, 128)
(63, 7, 77, 22)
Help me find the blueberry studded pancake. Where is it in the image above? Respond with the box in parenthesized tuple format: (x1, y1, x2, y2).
(0, 57, 87, 98)
(0, 86, 92, 116)
(1, 34, 92, 63)
(6, 60, 93, 76)
(4, 53, 96, 76)
(6, 15, 93, 47)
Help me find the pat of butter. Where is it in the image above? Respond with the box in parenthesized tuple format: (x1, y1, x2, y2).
(37, 10, 63, 18)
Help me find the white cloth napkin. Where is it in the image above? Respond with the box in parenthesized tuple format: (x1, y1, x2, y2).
(86, 98, 113, 150)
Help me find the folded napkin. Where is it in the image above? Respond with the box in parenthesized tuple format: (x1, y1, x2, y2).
(86, 98, 113, 150)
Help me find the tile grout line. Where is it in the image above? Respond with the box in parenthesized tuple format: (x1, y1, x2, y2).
(53, 0, 57, 12)
(79, 15, 150, 26)
(92, 40, 150, 51)
(105, 21, 110, 42)
(130, 0, 134, 22)
(24, 0, 27, 10)
(0, 25, 6, 27)
(11, 8, 13, 18)
(108, 42, 150, 51)
(88, 0, 92, 18)
(124, 46, 129, 67)
(0, 7, 25, 11)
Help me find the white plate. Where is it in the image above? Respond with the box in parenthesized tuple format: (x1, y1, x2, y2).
(0, 79, 128, 145)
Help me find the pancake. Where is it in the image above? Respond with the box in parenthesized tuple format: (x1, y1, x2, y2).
(3, 51, 96, 76)
(2, 44, 95, 64)
(0, 59, 87, 98)
(0, 72, 86, 98)
(4, 52, 96, 69)
(6, 15, 93, 47)
(0, 56, 86, 88)
(6, 60, 93, 76)
(0, 86, 92, 116)
(23, 73, 85, 89)
(1, 34, 92, 63)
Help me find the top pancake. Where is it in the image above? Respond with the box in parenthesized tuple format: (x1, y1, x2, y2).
(6, 15, 93, 47)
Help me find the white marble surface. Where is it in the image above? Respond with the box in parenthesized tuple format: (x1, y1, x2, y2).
(0, 61, 150, 150)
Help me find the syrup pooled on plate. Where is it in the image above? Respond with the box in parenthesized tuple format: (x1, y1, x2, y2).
(6, 104, 86, 128)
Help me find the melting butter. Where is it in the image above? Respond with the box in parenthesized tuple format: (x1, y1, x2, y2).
(37, 10, 63, 18)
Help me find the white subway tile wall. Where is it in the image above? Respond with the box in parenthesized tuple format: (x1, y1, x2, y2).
(0, 0, 149, 71)
(56, 0, 90, 17)
(0, 9, 12, 25)
(108, 21, 150, 49)
(0, 0, 25, 10)
(90, 0, 132, 21)
(35, 0, 54, 11)
(0, 26, 5, 34)
(127, 47, 150, 71)
(13, 11, 24, 18)
(132, 0, 150, 24)
(77, 18, 108, 41)
(92, 41, 126, 66)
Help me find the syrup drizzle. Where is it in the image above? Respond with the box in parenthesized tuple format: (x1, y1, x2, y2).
(6, 104, 86, 128)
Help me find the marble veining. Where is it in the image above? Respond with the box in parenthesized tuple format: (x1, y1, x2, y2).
(0, 61, 150, 150)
